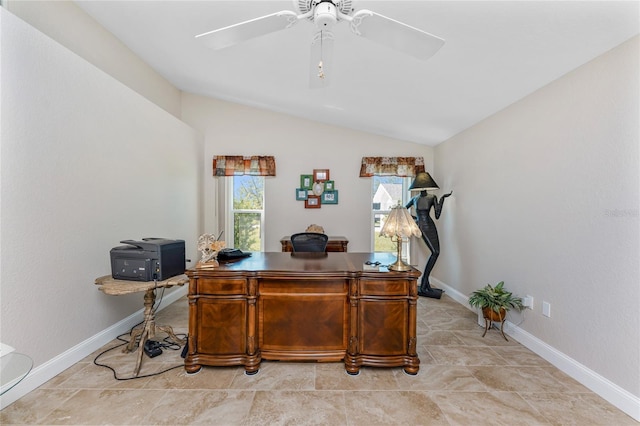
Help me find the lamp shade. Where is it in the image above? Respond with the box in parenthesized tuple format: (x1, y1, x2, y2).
(380, 204, 421, 239)
(409, 172, 439, 191)
(380, 204, 420, 271)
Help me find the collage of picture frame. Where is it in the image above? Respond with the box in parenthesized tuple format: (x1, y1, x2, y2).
(296, 169, 339, 208)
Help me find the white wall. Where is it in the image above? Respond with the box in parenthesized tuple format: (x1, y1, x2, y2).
(5, 0, 182, 117)
(180, 94, 434, 253)
(4, 2, 638, 419)
(0, 6, 202, 388)
(434, 35, 639, 403)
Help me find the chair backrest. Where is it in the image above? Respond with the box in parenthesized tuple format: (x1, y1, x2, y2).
(290, 232, 329, 252)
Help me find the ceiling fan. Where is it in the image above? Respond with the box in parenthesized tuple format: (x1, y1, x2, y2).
(195, 0, 445, 88)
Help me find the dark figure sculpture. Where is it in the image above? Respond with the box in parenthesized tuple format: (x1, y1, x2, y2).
(405, 173, 452, 299)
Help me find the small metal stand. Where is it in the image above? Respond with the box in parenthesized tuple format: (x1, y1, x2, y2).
(482, 317, 508, 341)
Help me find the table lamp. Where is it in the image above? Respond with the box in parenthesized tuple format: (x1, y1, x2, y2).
(380, 203, 421, 271)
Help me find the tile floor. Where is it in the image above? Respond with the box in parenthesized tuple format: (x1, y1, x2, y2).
(1, 294, 636, 425)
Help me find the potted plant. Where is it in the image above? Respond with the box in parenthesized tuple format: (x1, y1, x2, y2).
(468, 281, 524, 340)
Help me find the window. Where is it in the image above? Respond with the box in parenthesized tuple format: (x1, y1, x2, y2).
(226, 175, 264, 251)
(372, 176, 412, 255)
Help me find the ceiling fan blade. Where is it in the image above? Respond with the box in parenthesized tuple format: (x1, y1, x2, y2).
(309, 30, 335, 89)
(196, 11, 299, 50)
(349, 10, 445, 61)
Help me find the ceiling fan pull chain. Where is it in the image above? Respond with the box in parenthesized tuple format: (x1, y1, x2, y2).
(318, 30, 325, 79)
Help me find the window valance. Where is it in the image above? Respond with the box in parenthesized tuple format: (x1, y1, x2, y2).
(359, 157, 425, 177)
(212, 155, 276, 176)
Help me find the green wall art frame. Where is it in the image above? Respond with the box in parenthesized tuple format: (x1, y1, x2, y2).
(300, 175, 313, 189)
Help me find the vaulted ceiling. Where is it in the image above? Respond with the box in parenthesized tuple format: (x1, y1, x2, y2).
(75, 1, 639, 146)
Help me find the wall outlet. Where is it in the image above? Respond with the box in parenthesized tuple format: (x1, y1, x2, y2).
(523, 295, 534, 309)
(542, 301, 551, 317)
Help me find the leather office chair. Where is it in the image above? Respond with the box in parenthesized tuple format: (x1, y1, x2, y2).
(290, 232, 329, 252)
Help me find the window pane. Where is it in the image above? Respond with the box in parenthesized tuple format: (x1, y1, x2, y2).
(372, 176, 405, 209)
(228, 175, 264, 251)
(234, 212, 261, 251)
(374, 212, 398, 252)
(233, 175, 263, 209)
(372, 176, 410, 253)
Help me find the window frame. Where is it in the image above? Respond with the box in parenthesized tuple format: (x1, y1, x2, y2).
(371, 176, 413, 261)
(224, 176, 265, 251)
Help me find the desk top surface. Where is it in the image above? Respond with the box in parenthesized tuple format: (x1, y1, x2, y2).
(188, 252, 419, 277)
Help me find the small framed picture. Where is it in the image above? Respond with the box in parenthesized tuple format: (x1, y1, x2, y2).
(305, 195, 321, 208)
(313, 169, 330, 182)
(296, 188, 308, 201)
(324, 180, 335, 191)
(300, 174, 313, 189)
(322, 190, 338, 204)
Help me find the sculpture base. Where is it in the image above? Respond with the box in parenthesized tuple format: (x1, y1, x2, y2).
(196, 259, 219, 268)
(418, 288, 444, 299)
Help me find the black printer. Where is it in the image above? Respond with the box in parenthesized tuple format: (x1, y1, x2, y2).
(110, 238, 185, 281)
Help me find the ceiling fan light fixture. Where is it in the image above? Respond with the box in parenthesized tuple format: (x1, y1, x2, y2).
(314, 2, 338, 30)
(296, 0, 353, 18)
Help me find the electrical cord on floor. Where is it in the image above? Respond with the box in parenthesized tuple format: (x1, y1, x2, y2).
(93, 333, 187, 380)
(93, 284, 187, 380)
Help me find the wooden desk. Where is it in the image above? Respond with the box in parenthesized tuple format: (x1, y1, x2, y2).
(280, 235, 349, 252)
(95, 274, 188, 376)
(185, 252, 420, 375)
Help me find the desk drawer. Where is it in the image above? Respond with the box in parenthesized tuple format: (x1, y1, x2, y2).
(196, 278, 247, 295)
(359, 279, 409, 296)
(260, 279, 347, 295)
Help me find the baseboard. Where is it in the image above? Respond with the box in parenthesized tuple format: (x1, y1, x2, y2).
(431, 277, 640, 422)
(0, 286, 188, 409)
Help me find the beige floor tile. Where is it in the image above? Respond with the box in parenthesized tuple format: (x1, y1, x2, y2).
(451, 329, 521, 346)
(247, 390, 347, 425)
(469, 366, 571, 393)
(229, 361, 316, 391)
(315, 362, 401, 391)
(37, 389, 168, 425)
(38, 363, 91, 389)
(490, 345, 552, 367)
(542, 367, 592, 393)
(519, 392, 639, 425)
(416, 345, 438, 365)
(81, 339, 133, 363)
(344, 390, 449, 425)
(43, 362, 155, 390)
(393, 365, 488, 392)
(142, 389, 255, 425)
(425, 345, 508, 366)
(423, 316, 481, 331)
(0, 388, 77, 425)
(431, 391, 550, 425)
(421, 330, 467, 346)
(421, 304, 461, 319)
(144, 365, 241, 390)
